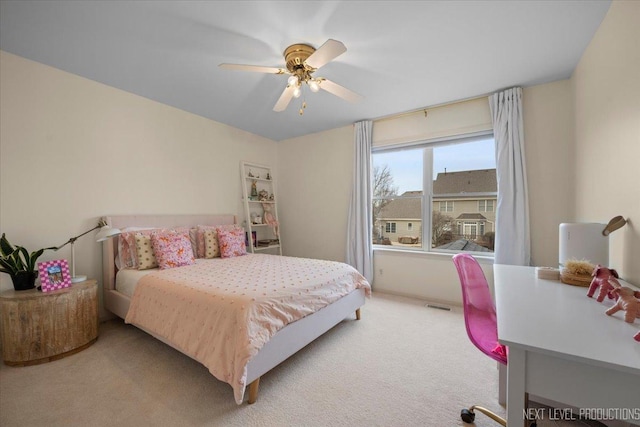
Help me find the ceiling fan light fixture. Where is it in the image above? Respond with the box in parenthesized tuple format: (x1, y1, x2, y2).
(308, 79, 320, 93)
(287, 75, 298, 86)
(293, 85, 302, 98)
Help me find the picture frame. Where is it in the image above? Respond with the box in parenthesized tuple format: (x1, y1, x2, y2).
(38, 259, 72, 292)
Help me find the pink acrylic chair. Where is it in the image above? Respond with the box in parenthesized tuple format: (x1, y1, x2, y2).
(453, 254, 534, 426)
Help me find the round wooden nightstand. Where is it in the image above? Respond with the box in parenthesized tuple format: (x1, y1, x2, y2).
(0, 279, 98, 366)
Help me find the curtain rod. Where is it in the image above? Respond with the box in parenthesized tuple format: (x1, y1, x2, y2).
(372, 92, 491, 124)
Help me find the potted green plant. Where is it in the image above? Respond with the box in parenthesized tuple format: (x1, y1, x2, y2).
(0, 233, 56, 291)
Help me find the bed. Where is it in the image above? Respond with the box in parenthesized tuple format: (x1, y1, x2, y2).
(101, 214, 370, 404)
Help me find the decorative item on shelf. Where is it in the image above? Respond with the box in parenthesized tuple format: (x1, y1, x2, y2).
(0, 234, 57, 291)
(251, 180, 258, 199)
(261, 202, 279, 236)
(55, 219, 121, 283)
(250, 212, 262, 225)
(37, 259, 72, 292)
(266, 172, 271, 180)
(269, 193, 274, 201)
(258, 190, 269, 201)
(605, 286, 640, 323)
(257, 240, 271, 247)
(248, 169, 254, 178)
(587, 265, 620, 302)
(560, 259, 595, 287)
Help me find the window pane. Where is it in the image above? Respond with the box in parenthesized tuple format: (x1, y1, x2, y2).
(432, 138, 496, 253)
(373, 148, 423, 195)
(373, 135, 495, 254)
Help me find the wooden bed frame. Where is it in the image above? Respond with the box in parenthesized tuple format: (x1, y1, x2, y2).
(101, 214, 366, 404)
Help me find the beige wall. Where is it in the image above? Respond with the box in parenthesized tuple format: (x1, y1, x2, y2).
(277, 125, 354, 262)
(572, 0, 640, 284)
(522, 79, 575, 268)
(0, 51, 278, 301)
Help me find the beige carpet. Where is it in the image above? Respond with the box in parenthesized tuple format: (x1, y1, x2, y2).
(0, 292, 619, 426)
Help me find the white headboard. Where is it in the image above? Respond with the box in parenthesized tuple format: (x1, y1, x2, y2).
(102, 214, 236, 294)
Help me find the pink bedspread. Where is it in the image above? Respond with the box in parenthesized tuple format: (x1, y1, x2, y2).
(125, 254, 371, 403)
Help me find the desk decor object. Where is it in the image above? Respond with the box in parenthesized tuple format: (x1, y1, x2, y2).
(536, 266, 559, 280)
(587, 265, 620, 302)
(605, 286, 640, 323)
(37, 259, 71, 292)
(560, 259, 594, 287)
(0, 233, 56, 291)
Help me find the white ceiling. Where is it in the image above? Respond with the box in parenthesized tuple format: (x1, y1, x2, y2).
(0, 1, 610, 141)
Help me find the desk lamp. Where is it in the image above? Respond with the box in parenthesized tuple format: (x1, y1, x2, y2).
(56, 219, 120, 283)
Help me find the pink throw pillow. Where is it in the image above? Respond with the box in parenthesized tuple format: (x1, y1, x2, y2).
(217, 228, 247, 258)
(196, 224, 241, 258)
(150, 231, 196, 269)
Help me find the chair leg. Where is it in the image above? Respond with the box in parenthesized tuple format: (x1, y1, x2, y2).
(461, 405, 507, 426)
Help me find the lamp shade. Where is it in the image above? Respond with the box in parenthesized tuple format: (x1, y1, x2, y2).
(95, 225, 121, 242)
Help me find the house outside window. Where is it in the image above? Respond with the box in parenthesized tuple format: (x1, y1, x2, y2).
(478, 200, 494, 212)
(439, 201, 454, 212)
(372, 133, 496, 253)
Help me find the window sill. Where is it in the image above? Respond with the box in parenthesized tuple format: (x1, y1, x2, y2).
(373, 246, 495, 264)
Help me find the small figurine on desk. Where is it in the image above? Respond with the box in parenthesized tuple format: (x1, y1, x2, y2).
(605, 286, 640, 323)
(587, 265, 621, 302)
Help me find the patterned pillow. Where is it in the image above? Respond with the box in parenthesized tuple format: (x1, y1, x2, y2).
(135, 233, 158, 270)
(217, 228, 247, 258)
(119, 228, 158, 269)
(196, 224, 240, 258)
(203, 229, 220, 258)
(150, 231, 196, 269)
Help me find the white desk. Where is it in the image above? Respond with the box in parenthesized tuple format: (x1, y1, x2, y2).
(494, 264, 640, 426)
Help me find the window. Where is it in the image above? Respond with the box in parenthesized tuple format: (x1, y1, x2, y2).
(478, 200, 494, 212)
(372, 133, 496, 254)
(439, 201, 454, 212)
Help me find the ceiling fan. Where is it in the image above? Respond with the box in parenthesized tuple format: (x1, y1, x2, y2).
(219, 39, 362, 115)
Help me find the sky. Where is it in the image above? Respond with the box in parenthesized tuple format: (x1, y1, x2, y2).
(373, 138, 495, 194)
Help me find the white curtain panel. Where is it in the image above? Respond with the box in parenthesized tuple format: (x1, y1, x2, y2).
(489, 87, 531, 266)
(346, 120, 374, 283)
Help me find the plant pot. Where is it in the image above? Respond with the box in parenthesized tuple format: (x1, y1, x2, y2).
(10, 271, 38, 291)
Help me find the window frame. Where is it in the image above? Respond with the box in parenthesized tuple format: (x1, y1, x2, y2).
(372, 131, 495, 256)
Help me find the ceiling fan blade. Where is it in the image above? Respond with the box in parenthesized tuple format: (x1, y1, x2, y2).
(273, 85, 295, 112)
(219, 64, 287, 74)
(318, 79, 362, 103)
(304, 39, 347, 70)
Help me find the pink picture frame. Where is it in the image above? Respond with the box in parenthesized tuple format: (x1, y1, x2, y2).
(38, 259, 72, 292)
